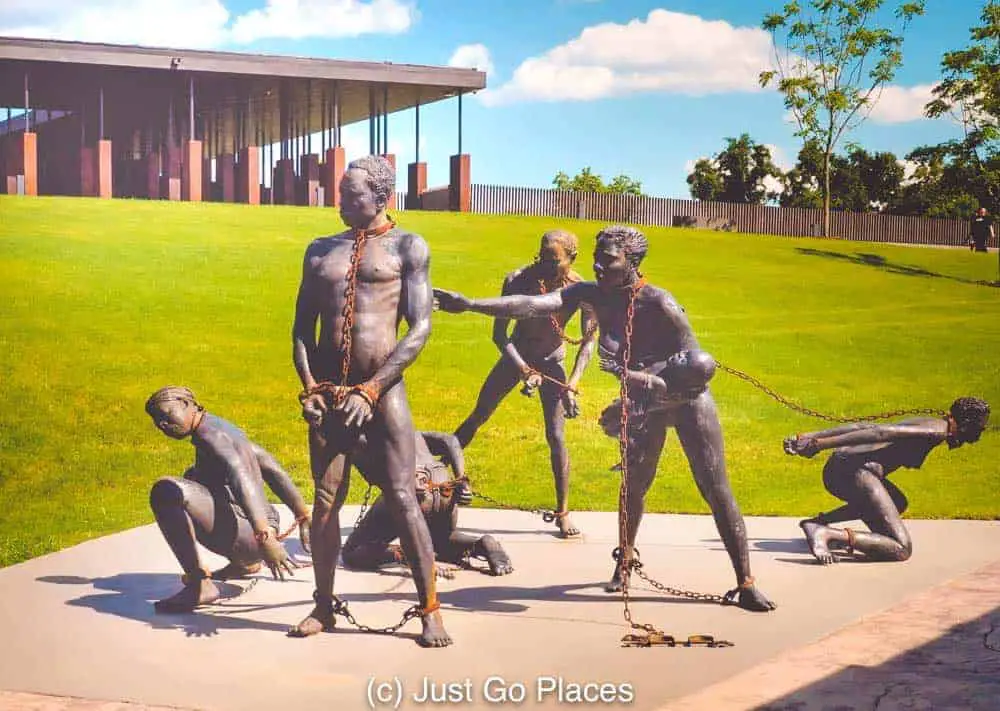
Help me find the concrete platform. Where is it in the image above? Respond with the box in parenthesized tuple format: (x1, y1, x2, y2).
(1, 506, 999, 710)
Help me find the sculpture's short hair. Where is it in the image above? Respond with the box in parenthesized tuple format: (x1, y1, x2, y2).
(145, 386, 203, 417)
(347, 155, 396, 208)
(950, 396, 990, 429)
(540, 229, 578, 259)
(596, 225, 649, 267)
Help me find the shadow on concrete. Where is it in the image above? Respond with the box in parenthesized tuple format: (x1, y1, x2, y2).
(37, 573, 302, 637)
(339, 581, 737, 617)
(795, 247, 1000, 287)
(748, 537, 812, 554)
(755, 605, 1000, 710)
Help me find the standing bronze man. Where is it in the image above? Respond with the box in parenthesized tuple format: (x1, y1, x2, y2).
(786, 397, 990, 564)
(435, 225, 775, 612)
(289, 155, 451, 647)
(145, 386, 309, 613)
(454, 230, 597, 537)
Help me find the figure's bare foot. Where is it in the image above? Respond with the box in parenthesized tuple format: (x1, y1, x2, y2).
(211, 561, 262, 580)
(604, 563, 628, 593)
(418, 611, 453, 648)
(800, 520, 837, 565)
(287, 605, 337, 637)
(555, 513, 581, 538)
(154, 578, 220, 614)
(478, 535, 513, 576)
(735, 583, 777, 612)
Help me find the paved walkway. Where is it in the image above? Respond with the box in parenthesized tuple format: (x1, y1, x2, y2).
(1, 507, 998, 710)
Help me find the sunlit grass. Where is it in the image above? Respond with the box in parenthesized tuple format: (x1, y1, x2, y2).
(1, 195, 998, 567)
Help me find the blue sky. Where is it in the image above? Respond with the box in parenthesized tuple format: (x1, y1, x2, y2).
(0, 0, 987, 196)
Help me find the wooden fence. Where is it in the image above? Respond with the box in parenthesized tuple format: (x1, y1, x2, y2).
(469, 184, 970, 247)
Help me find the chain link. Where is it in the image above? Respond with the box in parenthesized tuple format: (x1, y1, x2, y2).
(332, 596, 423, 635)
(206, 576, 259, 607)
(354, 483, 375, 528)
(469, 489, 558, 521)
(715, 363, 948, 422)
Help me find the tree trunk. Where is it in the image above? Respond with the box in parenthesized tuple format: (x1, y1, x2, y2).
(823, 150, 831, 238)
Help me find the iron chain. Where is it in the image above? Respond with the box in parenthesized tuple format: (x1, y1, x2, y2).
(715, 363, 948, 423)
(332, 596, 422, 635)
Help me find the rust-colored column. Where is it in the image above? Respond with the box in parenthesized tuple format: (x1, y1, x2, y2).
(95, 139, 112, 199)
(449, 154, 471, 212)
(406, 162, 427, 210)
(22, 132, 37, 196)
(323, 146, 346, 207)
(144, 152, 160, 199)
(3, 132, 38, 196)
(79, 146, 96, 197)
(300, 153, 320, 206)
(218, 153, 236, 203)
(273, 158, 295, 205)
(181, 139, 202, 201)
(237, 146, 260, 204)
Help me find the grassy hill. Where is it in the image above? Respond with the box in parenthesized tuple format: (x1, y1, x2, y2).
(1, 195, 998, 567)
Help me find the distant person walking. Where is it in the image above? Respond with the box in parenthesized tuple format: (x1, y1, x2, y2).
(969, 207, 995, 252)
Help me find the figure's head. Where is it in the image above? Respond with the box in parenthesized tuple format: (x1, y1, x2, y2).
(145, 386, 205, 439)
(536, 229, 578, 281)
(948, 396, 990, 448)
(593, 225, 648, 289)
(977, 207, 987, 217)
(339, 155, 395, 229)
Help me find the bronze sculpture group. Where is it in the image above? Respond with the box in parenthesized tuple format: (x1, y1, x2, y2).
(144, 155, 990, 648)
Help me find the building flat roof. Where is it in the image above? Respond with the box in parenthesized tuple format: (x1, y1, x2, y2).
(0, 36, 485, 151)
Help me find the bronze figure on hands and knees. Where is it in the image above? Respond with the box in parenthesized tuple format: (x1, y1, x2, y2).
(453, 230, 598, 538)
(435, 225, 775, 613)
(343, 430, 513, 576)
(289, 155, 450, 647)
(787, 397, 990, 564)
(145, 386, 310, 614)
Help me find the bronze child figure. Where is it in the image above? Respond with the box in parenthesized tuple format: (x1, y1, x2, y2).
(453, 230, 598, 537)
(435, 225, 775, 612)
(145, 386, 310, 613)
(343, 430, 513, 576)
(785, 397, 990, 564)
(290, 155, 450, 647)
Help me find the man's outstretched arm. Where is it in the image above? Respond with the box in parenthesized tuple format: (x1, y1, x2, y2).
(785, 421, 945, 457)
(435, 282, 591, 320)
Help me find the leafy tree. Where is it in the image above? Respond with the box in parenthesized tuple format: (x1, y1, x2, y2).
(923, 1, 1000, 210)
(552, 167, 643, 195)
(780, 139, 824, 208)
(686, 158, 724, 201)
(890, 144, 983, 219)
(830, 147, 904, 211)
(759, 0, 926, 235)
(685, 134, 782, 203)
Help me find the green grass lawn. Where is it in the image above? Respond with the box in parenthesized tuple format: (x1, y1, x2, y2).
(1, 196, 998, 568)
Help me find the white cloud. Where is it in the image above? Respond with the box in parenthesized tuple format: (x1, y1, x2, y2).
(447, 43, 494, 77)
(481, 9, 773, 106)
(763, 143, 793, 171)
(230, 0, 415, 44)
(867, 84, 935, 124)
(0, 0, 231, 48)
(0, 0, 415, 48)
